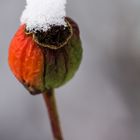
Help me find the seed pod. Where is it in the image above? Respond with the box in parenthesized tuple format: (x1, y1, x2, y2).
(8, 17, 82, 95)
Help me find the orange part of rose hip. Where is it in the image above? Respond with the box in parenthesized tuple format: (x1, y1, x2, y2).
(8, 25, 45, 94)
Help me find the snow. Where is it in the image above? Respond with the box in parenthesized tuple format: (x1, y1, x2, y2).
(21, 0, 67, 32)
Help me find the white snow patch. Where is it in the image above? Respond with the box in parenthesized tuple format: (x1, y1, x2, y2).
(21, 0, 67, 31)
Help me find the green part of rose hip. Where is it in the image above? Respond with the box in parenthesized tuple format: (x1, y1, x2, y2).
(44, 37, 82, 89)
(41, 18, 83, 90)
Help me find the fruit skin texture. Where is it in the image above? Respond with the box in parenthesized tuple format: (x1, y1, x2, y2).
(8, 17, 82, 95)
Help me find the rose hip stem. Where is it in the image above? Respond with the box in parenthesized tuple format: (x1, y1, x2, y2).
(43, 89, 63, 140)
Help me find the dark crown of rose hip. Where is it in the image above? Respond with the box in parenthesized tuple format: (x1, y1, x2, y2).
(8, 17, 82, 95)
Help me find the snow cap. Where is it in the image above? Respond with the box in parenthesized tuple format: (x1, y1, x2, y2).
(21, 0, 67, 32)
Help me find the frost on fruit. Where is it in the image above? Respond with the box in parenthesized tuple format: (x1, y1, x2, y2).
(21, 0, 67, 32)
(9, 0, 83, 95)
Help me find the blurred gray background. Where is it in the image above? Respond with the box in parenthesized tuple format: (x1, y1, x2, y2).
(1, 0, 140, 140)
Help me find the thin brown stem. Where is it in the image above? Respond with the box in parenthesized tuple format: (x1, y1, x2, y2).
(43, 89, 63, 140)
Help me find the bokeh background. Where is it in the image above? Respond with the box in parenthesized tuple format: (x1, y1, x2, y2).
(1, 0, 140, 140)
